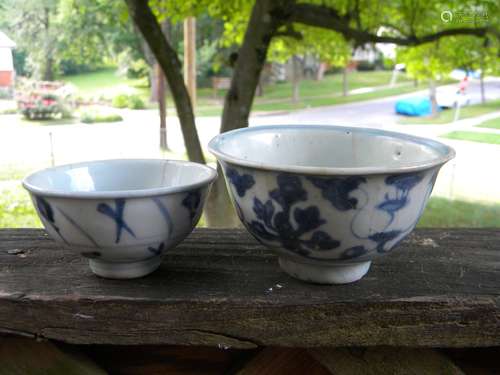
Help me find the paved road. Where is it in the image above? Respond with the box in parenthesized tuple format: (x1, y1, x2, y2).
(1, 78, 499, 203)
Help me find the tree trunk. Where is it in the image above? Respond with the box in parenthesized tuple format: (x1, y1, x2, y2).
(125, 0, 205, 164)
(480, 58, 485, 104)
(157, 63, 168, 150)
(429, 78, 438, 116)
(207, 0, 285, 228)
(42, 7, 53, 81)
(220, 0, 285, 133)
(292, 55, 301, 103)
(342, 66, 348, 96)
(315, 62, 327, 80)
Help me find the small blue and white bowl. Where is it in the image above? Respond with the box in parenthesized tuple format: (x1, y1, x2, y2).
(23, 159, 217, 279)
(209, 125, 455, 284)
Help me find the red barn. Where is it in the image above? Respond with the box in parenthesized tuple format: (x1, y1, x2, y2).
(0, 31, 16, 88)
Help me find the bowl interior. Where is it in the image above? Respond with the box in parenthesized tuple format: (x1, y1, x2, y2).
(24, 159, 215, 196)
(210, 125, 454, 173)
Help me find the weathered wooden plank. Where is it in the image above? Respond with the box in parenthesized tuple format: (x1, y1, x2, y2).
(0, 228, 498, 348)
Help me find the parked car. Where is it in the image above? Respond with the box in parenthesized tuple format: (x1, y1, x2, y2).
(436, 87, 471, 108)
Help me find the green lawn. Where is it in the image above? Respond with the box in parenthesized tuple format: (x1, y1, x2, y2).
(399, 99, 500, 125)
(476, 116, 500, 130)
(418, 197, 500, 227)
(62, 68, 436, 116)
(441, 130, 500, 145)
(62, 68, 148, 99)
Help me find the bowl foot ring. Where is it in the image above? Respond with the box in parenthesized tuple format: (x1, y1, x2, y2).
(278, 257, 371, 284)
(89, 256, 162, 279)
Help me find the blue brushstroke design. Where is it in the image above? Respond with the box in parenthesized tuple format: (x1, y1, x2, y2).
(182, 190, 202, 221)
(148, 242, 165, 256)
(307, 176, 367, 211)
(340, 245, 369, 260)
(152, 197, 174, 238)
(57, 207, 100, 247)
(243, 173, 340, 258)
(35, 196, 68, 244)
(226, 167, 255, 197)
(97, 198, 135, 243)
(376, 172, 424, 225)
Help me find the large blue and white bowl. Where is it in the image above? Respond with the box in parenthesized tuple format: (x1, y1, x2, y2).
(209, 125, 455, 284)
(23, 159, 217, 279)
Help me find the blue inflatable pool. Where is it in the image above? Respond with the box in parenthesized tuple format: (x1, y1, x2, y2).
(395, 97, 432, 116)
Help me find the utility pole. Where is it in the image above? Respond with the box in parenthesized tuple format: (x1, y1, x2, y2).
(184, 17, 196, 108)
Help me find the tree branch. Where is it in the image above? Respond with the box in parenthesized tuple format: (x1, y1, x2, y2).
(288, 3, 495, 46)
(275, 25, 303, 40)
(123, 0, 205, 164)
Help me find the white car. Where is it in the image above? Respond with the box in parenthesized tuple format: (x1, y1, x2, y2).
(436, 87, 471, 108)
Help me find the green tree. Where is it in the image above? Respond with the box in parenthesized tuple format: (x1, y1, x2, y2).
(450, 35, 499, 103)
(125, 0, 498, 227)
(397, 41, 456, 114)
(2, 0, 59, 80)
(265, 26, 352, 101)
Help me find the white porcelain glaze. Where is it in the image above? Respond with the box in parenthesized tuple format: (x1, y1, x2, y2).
(23, 159, 217, 279)
(209, 125, 455, 284)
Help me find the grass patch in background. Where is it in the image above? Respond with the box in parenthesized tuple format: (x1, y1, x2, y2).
(399, 99, 500, 125)
(418, 197, 500, 227)
(0, 108, 17, 115)
(63, 68, 147, 100)
(81, 111, 123, 124)
(0, 185, 41, 228)
(476, 116, 500, 130)
(441, 131, 500, 145)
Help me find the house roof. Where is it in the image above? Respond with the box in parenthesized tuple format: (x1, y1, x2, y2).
(0, 31, 16, 48)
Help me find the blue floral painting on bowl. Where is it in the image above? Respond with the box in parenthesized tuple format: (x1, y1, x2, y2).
(222, 164, 437, 262)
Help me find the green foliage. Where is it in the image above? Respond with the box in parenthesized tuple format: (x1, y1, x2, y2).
(125, 59, 150, 79)
(0, 108, 17, 115)
(0, 0, 144, 79)
(112, 94, 129, 108)
(127, 94, 146, 109)
(80, 111, 123, 124)
(112, 93, 146, 109)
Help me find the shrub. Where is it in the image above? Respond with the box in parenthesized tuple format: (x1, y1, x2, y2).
(16, 80, 75, 120)
(0, 108, 17, 115)
(111, 93, 146, 109)
(81, 111, 123, 124)
(127, 94, 146, 109)
(112, 94, 129, 108)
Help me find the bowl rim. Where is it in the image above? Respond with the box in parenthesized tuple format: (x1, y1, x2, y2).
(208, 124, 456, 175)
(22, 158, 218, 199)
